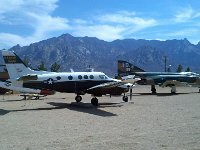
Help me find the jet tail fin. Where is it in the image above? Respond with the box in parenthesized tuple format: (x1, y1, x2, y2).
(1, 50, 35, 79)
(118, 60, 145, 77)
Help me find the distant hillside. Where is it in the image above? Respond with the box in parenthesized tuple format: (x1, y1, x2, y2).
(6, 34, 200, 76)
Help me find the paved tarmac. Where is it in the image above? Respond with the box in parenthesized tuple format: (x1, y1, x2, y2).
(0, 85, 200, 150)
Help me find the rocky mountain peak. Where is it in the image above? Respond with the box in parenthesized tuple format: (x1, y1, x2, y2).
(6, 34, 200, 75)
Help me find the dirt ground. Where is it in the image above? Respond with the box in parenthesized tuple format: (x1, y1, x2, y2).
(0, 85, 200, 150)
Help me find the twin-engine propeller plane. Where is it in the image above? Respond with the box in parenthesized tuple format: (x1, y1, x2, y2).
(0, 50, 134, 106)
(118, 60, 200, 94)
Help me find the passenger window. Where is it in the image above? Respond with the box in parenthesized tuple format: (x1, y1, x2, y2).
(56, 76, 61, 80)
(84, 75, 88, 79)
(68, 76, 73, 80)
(78, 75, 82, 80)
(90, 75, 94, 79)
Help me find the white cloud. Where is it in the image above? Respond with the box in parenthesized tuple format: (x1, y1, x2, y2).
(0, 0, 69, 49)
(73, 19, 89, 25)
(167, 29, 198, 37)
(28, 13, 69, 39)
(1, 1, 200, 49)
(0, 0, 58, 15)
(97, 11, 157, 29)
(0, 0, 23, 14)
(72, 25, 125, 41)
(174, 6, 200, 23)
(71, 11, 157, 41)
(0, 7, 158, 49)
(0, 33, 31, 47)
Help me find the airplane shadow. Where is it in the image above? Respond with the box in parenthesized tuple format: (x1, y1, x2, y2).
(133, 92, 193, 97)
(0, 99, 24, 102)
(0, 101, 119, 117)
(0, 109, 10, 115)
(0, 98, 45, 102)
(47, 102, 119, 117)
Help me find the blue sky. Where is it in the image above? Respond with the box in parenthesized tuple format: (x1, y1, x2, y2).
(1, 0, 200, 49)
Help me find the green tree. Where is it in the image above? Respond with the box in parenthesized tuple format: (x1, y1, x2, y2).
(176, 64, 183, 72)
(185, 67, 190, 72)
(37, 61, 47, 71)
(50, 62, 60, 72)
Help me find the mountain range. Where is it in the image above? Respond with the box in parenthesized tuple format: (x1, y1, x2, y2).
(3, 33, 200, 76)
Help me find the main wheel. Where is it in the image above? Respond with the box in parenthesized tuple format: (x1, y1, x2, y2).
(75, 95, 82, 102)
(171, 86, 176, 94)
(122, 96, 128, 102)
(151, 85, 157, 94)
(91, 97, 98, 106)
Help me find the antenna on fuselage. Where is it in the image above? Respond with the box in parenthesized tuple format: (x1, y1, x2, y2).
(70, 68, 74, 72)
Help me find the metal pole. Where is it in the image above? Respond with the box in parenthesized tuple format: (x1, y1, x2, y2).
(164, 56, 167, 72)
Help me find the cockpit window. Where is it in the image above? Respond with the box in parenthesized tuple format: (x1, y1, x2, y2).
(99, 75, 108, 79)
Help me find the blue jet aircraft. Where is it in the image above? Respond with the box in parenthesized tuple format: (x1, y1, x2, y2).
(118, 60, 200, 94)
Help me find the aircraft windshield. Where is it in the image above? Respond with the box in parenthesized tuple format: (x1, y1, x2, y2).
(99, 75, 108, 79)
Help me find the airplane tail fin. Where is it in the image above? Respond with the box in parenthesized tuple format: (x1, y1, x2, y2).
(118, 60, 145, 77)
(1, 50, 35, 79)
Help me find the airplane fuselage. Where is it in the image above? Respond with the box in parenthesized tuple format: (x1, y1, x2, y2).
(133, 72, 200, 86)
(21, 72, 128, 96)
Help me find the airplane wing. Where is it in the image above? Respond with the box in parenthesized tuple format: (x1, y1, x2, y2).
(85, 81, 134, 95)
(86, 81, 126, 90)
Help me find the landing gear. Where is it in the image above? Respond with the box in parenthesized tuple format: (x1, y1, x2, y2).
(122, 95, 128, 102)
(171, 86, 176, 94)
(75, 95, 82, 102)
(151, 85, 157, 94)
(91, 97, 98, 106)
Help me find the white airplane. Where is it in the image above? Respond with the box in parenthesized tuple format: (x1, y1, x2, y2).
(1, 50, 134, 106)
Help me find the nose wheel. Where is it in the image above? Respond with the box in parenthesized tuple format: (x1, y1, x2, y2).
(122, 95, 128, 102)
(75, 95, 82, 102)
